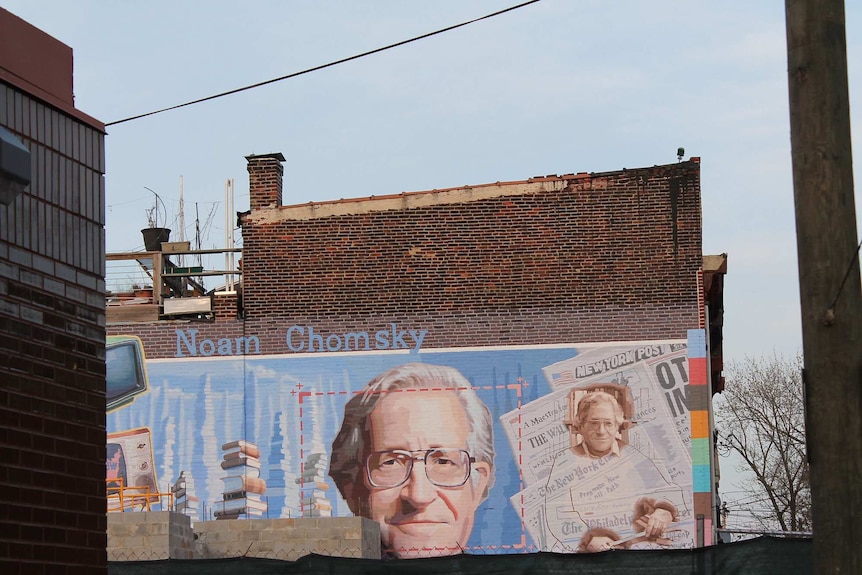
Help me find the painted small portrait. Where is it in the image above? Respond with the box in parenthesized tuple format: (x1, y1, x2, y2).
(563, 384, 634, 459)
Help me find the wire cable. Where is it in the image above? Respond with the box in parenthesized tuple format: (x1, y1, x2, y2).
(827, 236, 862, 315)
(106, 0, 542, 126)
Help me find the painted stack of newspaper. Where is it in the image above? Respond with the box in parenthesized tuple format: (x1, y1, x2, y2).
(501, 342, 695, 552)
(295, 450, 332, 517)
(214, 440, 268, 520)
(172, 470, 199, 520)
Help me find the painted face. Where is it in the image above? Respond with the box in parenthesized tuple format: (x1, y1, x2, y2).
(365, 391, 490, 558)
(582, 402, 618, 456)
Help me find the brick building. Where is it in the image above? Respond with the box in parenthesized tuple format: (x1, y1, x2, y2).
(1, 8, 107, 574)
(117, 153, 720, 355)
(240, 154, 706, 345)
(105, 152, 726, 558)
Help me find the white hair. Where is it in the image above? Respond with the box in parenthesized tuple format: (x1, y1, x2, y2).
(329, 363, 496, 515)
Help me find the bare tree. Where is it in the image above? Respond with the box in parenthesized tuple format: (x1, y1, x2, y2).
(716, 353, 811, 533)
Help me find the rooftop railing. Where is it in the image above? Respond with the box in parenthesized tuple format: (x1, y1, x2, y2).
(106, 243, 241, 323)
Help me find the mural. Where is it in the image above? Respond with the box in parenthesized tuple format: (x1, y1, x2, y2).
(106, 333, 697, 558)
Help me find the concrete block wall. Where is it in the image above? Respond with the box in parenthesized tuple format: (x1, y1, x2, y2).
(194, 517, 379, 561)
(107, 511, 196, 561)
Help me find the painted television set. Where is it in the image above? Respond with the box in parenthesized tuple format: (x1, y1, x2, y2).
(106, 336, 149, 411)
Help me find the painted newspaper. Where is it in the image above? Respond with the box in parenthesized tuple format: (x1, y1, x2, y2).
(502, 340, 694, 552)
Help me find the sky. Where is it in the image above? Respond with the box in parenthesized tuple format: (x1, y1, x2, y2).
(6, 1, 860, 533)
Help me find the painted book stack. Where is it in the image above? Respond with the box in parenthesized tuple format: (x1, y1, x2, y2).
(214, 440, 268, 520)
(296, 450, 332, 517)
(172, 470, 199, 521)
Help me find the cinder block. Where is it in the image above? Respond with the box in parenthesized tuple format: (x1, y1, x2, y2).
(107, 511, 132, 525)
(245, 518, 271, 530)
(315, 526, 345, 540)
(108, 523, 133, 537)
(327, 516, 353, 528)
(169, 548, 193, 560)
(141, 522, 168, 536)
(250, 540, 274, 555)
(343, 527, 361, 540)
(298, 517, 319, 529)
(269, 517, 296, 530)
(281, 526, 311, 540)
(118, 535, 146, 548)
(270, 541, 304, 561)
(228, 519, 253, 531)
(241, 529, 262, 542)
(141, 532, 169, 546)
(260, 527, 296, 542)
(196, 519, 230, 533)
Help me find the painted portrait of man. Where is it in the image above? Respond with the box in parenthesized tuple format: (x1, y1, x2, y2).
(329, 363, 495, 558)
(564, 384, 633, 459)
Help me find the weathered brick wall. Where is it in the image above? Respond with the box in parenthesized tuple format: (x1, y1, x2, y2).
(212, 291, 240, 323)
(108, 159, 703, 359)
(0, 15, 107, 573)
(108, 320, 249, 359)
(241, 160, 702, 350)
(246, 153, 284, 210)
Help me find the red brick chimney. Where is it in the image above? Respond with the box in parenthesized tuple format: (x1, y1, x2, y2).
(246, 152, 285, 210)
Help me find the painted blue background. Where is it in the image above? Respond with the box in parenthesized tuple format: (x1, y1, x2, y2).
(107, 346, 578, 553)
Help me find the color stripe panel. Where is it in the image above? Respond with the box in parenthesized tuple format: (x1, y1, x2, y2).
(693, 464, 711, 492)
(689, 357, 708, 386)
(687, 329, 707, 358)
(690, 410, 709, 439)
(691, 437, 710, 466)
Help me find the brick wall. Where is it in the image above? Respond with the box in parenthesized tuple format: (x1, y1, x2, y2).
(1, 10, 107, 574)
(246, 153, 285, 211)
(108, 159, 703, 358)
(212, 291, 240, 323)
(240, 160, 703, 349)
(237, 159, 703, 351)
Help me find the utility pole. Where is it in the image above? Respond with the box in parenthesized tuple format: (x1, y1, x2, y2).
(785, 1, 862, 573)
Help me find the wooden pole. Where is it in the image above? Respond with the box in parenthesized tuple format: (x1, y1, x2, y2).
(785, 1, 862, 572)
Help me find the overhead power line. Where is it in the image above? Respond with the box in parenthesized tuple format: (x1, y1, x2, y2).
(106, 0, 542, 126)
